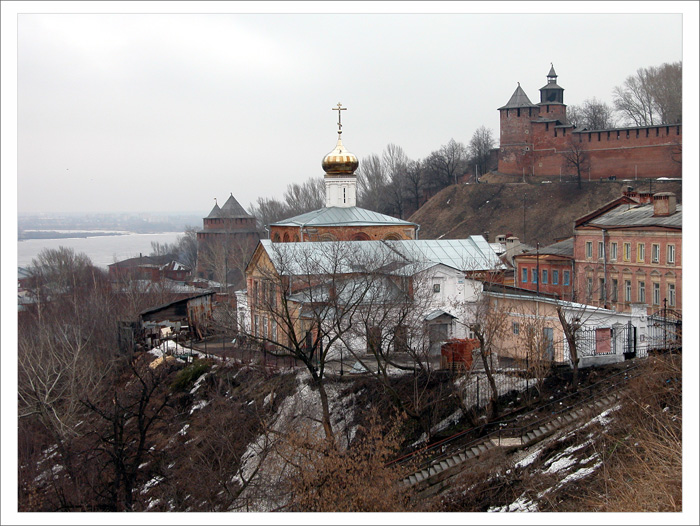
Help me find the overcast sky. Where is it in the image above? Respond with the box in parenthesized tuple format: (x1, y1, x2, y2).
(3, 2, 697, 217)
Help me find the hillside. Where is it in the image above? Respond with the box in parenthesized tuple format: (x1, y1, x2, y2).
(409, 178, 683, 246)
(21, 346, 682, 513)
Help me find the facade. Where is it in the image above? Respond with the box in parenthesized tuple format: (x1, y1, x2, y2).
(244, 238, 503, 358)
(498, 65, 682, 180)
(484, 284, 649, 367)
(196, 193, 260, 288)
(513, 237, 576, 301)
(269, 108, 418, 242)
(572, 191, 681, 315)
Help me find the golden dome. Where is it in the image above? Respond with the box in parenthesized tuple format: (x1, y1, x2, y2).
(322, 137, 359, 176)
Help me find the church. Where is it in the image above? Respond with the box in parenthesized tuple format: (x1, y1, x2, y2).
(268, 104, 419, 243)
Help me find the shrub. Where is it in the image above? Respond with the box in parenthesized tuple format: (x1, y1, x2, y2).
(171, 359, 213, 392)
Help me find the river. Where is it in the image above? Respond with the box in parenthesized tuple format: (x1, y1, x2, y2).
(17, 232, 184, 269)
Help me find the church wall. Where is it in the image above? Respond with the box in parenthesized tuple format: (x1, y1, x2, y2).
(269, 224, 416, 243)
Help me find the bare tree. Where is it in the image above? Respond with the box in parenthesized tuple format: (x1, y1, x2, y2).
(561, 136, 589, 189)
(568, 98, 617, 130)
(556, 305, 583, 389)
(356, 153, 388, 211)
(424, 139, 468, 190)
(613, 62, 682, 126)
(404, 159, 424, 214)
(468, 126, 496, 179)
(283, 178, 325, 217)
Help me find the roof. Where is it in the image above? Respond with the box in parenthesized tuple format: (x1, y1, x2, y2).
(206, 203, 222, 219)
(425, 309, 457, 321)
(579, 202, 682, 230)
(256, 237, 504, 276)
(498, 85, 538, 110)
(270, 206, 417, 228)
(139, 291, 215, 317)
(219, 194, 252, 219)
(516, 238, 574, 259)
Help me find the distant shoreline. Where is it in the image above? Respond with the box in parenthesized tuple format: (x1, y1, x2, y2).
(18, 231, 129, 241)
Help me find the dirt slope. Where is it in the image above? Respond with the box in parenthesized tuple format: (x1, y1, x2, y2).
(410, 179, 682, 246)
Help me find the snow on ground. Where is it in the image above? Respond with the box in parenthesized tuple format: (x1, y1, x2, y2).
(189, 399, 210, 415)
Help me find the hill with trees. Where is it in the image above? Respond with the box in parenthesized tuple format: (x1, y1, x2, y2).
(409, 178, 683, 247)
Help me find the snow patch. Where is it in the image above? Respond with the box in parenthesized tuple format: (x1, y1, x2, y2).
(189, 399, 210, 415)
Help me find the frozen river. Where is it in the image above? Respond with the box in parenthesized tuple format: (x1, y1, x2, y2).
(17, 232, 183, 269)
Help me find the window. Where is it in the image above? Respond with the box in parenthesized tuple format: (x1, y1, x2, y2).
(254, 315, 260, 337)
(394, 325, 408, 352)
(271, 319, 277, 343)
(563, 270, 570, 286)
(542, 270, 548, 284)
(512, 322, 520, 335)
(433, 283, 441, 293)
(522, 268, 528, 283)
(552, 270, 559, 285)
(598, 241, 604, 259)
(637, 243, 645, 263)
(668, 283, 676, 306)
(585, 241, 593, 259)
(611, 279, 618, 302)
(625, 280, 632, 302)
(623, 242, 631, 261)
(263, 317, 268, 339)
(367, 326, 382, 353)
(586, 277, 593, 300)
(653, 282, 660, 305)
(532, 269, 538, 283)
(599, 278, 605, 300)
(652, 244, 660, 263)
(667, 244, 675, 264)
(610, 242, 618, 261)
(638, 281, 646, 303)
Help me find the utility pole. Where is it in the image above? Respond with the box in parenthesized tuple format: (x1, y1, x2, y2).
(536, 242, 540, 296)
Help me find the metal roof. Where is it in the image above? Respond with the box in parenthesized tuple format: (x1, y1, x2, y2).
(219, 194, 252, 218)
(271, 206, 417, 227)
(498, 85, 538, 110)
(258, 236, 504, 276)
(585, 203, 682, 229)
(206, 203, 222, 219)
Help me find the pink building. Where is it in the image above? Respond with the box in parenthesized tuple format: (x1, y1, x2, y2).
(572, 191, 681, 315)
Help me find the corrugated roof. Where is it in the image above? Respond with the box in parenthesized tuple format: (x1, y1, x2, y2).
(498, 85, 538, 110)
(271, 206, 417, 227)
(585, 203, 682, 229)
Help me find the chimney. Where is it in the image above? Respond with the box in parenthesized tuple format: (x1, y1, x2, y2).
(623, 187, 640, 202)
(637, 191, 654, 204)
(653, 192, 677, 217)
(506, 236, 520, 246)
(482, 231, 490, 242)
(495, 234, 506, 243)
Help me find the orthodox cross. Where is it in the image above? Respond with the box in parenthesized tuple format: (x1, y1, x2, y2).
(333, 102, 347, 136)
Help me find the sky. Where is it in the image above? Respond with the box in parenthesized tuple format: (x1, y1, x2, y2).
(3, 2, 696, 218)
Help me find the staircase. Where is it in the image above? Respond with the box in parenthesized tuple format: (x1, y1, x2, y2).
(399, 392, 621, 498)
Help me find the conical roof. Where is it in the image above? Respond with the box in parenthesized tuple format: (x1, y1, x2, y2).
(547, 64, 557, 78)
(498, 84, 538, 110)
(206, 203, 222, 218)
(219, 193, 252, 218)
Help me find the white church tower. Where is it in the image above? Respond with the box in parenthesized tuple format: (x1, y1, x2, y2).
(321, 102, 359, 208)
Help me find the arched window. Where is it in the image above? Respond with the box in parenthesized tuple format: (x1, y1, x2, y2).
(351, 232, 371, 241)
(272, 233, 281, 242)
(319, 233, 338, 242)
(283, 232, 290, 243)
(383, 233, 402, 241)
